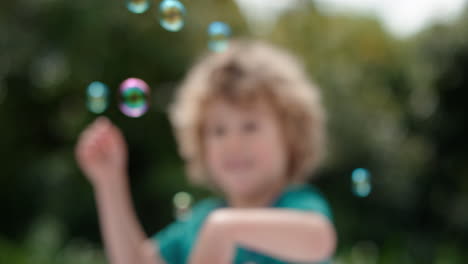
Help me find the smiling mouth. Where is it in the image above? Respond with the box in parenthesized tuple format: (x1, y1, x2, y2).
(223, 160, 254, 171)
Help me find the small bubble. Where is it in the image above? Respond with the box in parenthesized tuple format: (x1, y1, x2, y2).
(87, 81, 109, 114)
(208, 21, 231, 52)
(352, 168, 372, 197)
(126, 0, 151, 14)
(173, 191, 193, 210)
(159, 0, 186, 32)
(119, 78, 150, 118)
(173, 191, 193, 219)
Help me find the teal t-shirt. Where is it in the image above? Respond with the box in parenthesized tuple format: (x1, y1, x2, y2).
(152, 184, 333, 264)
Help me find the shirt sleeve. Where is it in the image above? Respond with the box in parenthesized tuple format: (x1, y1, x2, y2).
(151, 219, 187, 264)
(276, 185, 333, 222)
(150, 198, 223, 264)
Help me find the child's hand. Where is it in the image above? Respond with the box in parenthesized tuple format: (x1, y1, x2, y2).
(75, 117, 128, 187)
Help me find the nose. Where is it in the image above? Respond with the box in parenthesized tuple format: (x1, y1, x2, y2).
(222, 129, 243, 155)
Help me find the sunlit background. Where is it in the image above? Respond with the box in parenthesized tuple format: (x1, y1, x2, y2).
(1, 0, 468, 263)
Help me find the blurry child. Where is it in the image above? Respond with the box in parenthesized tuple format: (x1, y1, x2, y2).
(75, 39, 336, 264)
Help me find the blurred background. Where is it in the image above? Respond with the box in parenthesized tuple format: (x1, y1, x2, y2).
(1, 0, 467, 263)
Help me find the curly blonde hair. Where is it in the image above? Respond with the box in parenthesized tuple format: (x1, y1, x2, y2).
(169, 39, 326, 186)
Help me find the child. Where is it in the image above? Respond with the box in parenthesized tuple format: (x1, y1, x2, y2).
(75, 39, 336, 264)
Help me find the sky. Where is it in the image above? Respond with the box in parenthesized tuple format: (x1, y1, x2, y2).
(234, 0, 467, 37)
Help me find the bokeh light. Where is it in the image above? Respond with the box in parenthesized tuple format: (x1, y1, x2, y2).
(29, 51, 69, 91)
(352, 168, 372, 197)
(86, 81, 109, 114)
(159, 0, 186, 32)
(126, 0, 151, 14)
(208, 21, 231, 52)
(351, 241, 379, 264)
(119, 78, 150, 118)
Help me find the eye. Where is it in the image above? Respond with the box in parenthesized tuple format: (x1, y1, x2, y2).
(242, 120, 258, 133)
(210, 124, 226, 137)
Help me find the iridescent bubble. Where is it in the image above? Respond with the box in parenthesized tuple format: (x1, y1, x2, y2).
(126, 0, 151, 14)
(208, 21, 231, 52)
(159, 0, 186, 32)
(119, 78, 150, 118)
(173, 191, 193, 220)
(87, 81, 109, 114)
(352, 168, 372, 197)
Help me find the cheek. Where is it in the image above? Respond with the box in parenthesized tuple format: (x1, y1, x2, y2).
(204, 141, 224, 174)
(251, 134, 288, 172)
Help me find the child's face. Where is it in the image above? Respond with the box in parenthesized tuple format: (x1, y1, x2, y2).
(203, 98, 289, 199)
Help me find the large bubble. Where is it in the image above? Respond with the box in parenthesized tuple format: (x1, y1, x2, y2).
(119, 78, 150, 118)
(159, 0, 186, 32)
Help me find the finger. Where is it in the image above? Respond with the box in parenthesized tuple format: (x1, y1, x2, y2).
(88, 140, 105, 161)
(96, 130, 112, 151)
(108, 123, 126, 146)
(96, 116, 111, 128)
(78, 121, 102, 147)
(85, 117, 108, 136)
(78, 126, 94, 145)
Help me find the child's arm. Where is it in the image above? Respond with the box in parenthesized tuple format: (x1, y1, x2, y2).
(93, 172, 164, 264)
(189, 209, 336, 264)
(76, 117, 165, 264)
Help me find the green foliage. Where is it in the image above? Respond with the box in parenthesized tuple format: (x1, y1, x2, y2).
(0, 217, 106, 264)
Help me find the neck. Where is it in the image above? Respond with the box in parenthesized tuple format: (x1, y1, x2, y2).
(227, 180, 287, 208)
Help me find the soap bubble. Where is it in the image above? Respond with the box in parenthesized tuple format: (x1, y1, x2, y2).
(352, 168, 372, 197)
(208, 21, 231, 52)
(126, 0, 151, 14)
(87, 81, 109, 114)
(173, 191, 193, 220)
(159, 0, 186, 32)
(119, 78, 150, 118)
(173, 192, 193, 210)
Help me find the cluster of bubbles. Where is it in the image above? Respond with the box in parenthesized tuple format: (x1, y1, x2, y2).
(86, 78, 150, 118)
(126, 0, 186, 32)
(88, 2, 234, 115)
(89, 4, 233, 112)
(351, 168, 372, 198)
(125, 0, 231, 52)
(173, 191, 193, 220)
